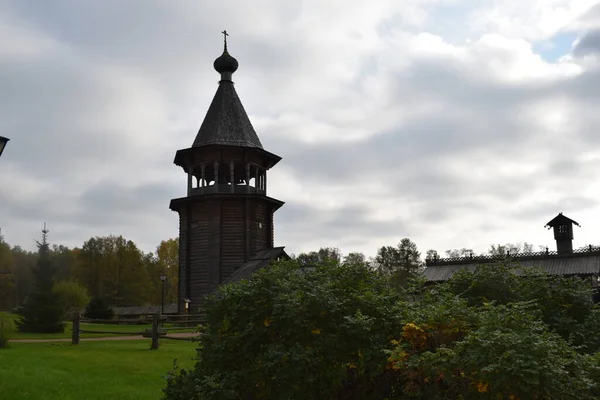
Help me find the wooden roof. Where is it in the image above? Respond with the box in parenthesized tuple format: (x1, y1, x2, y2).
(545, 212, 580, 228)
(222, 247, 290, 285)
(192, 80, 263, 149)
(423, 247, 600, 282)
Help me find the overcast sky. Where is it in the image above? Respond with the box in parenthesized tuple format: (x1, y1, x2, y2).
(1, 0, 600, 259)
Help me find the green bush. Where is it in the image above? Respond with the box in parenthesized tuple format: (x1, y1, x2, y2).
(448, 263, 599, 352)
(163, 259, 407, 399)
(388, 301, 598, 399)
(163, 261, 600, 399)
(53, 279, 91, 319)
(0, 314, 14, 348)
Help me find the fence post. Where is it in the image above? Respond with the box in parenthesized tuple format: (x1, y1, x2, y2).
(72, 313, 80, 345)
(150, 312, 160, 350)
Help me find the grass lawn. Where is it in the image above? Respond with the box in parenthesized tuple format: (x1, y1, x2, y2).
(1, 312, 197, 340)
(0, 340, 198, 400)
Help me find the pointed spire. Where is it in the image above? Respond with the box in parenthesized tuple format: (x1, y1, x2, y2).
(214, 29, 239, 81)
(193, 32, 262, 148)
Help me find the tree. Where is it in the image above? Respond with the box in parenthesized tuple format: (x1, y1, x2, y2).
(444, 248, 473, 258)
(295, 247, 341, 267)
(156, 238, 179, 304)
(76, 235, 152, 306)
(10, 245, 37, 307)
(488, 242, 535, 256)
(50, 244, 77, 281)
(343, 252, 367, 266)
(425, 249, 439, 260)
(374, 238, 422, 284)
(15, 225, 65, 333)
(0, 240, 16, 310)
(53, 279, 91, 319)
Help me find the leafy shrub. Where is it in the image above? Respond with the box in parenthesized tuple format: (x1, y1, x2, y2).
(163, 261, 600, 399)
(163, 259, 407, 399)
(0, 314, 14, 348)
(570, 306, 600, 354)
(388, 301, 598, 399)
(53, 279, 91, 319)
(448, 263, 599, 352)
(84, 297, 114, 320)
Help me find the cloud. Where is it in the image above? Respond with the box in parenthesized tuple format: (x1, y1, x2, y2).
(1, 0, 600, 260)
(573, 29, 600, 56)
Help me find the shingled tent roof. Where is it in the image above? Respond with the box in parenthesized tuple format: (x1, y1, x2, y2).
(192, 42, 263, 149)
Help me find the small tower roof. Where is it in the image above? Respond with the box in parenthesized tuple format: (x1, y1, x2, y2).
(544, 212, 581, 229)
(192, 31, 263, 149)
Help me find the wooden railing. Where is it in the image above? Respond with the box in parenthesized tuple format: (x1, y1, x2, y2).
(71, 313, 205, 349)
(190, 184, 265, 195)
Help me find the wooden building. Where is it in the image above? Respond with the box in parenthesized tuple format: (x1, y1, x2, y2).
(423, 213, 600, 297)
(169, 34, 288, 313)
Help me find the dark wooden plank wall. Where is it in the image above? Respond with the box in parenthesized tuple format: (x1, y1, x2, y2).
(220, 200, 246, 283)
(177, 207, 188, 313)
(177, 197, 278, 311)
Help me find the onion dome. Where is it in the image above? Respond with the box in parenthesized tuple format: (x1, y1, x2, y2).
(214, 30, 238, 80)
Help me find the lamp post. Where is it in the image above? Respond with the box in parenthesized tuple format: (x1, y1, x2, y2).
(160, 272, 167, 315)
(0, 136, 9, 159)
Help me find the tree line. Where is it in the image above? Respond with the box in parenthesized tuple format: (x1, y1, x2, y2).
(0, 229, 178, 311)
(0, 223, 550, 312)
(290, 240, 548, 285)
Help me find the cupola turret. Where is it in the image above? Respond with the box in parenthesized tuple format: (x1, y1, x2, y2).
(545, 212, 580, 255)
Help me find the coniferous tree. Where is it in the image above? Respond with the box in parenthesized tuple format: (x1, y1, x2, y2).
(374, 238, 422, 285)
(15, 224, 65, 333)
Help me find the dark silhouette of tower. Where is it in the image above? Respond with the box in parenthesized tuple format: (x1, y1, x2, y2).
(169, 33, 284, 312)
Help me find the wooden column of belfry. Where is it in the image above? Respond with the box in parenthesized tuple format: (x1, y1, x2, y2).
(169, 31, 285, 313)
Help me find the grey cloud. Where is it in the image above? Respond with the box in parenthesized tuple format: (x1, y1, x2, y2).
(263, 51, 600, 247)
(573, 29, 600, 56)
(2, 1, 600, 259)
(277, 201, 408, 244)
(0, 59, 134, 180)
(512, 197, 598, 223)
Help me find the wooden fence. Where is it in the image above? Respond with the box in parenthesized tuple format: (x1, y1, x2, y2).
(71, 313, 205, 350)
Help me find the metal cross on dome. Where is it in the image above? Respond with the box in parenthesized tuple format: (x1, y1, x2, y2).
(221, 30, 229, 49)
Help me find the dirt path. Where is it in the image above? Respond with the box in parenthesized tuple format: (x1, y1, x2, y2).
(10, 332, 199, 343)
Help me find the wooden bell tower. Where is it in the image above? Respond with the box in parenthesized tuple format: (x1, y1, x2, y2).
(169, 32, 284, 312)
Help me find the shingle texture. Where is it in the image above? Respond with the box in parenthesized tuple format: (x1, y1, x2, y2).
(222, 247, 289, 285)
(192, 81, 263, 149)
(423, 254, 600, 282)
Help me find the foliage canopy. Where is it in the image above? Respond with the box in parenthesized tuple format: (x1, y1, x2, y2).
(163, 259, 600, 399)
